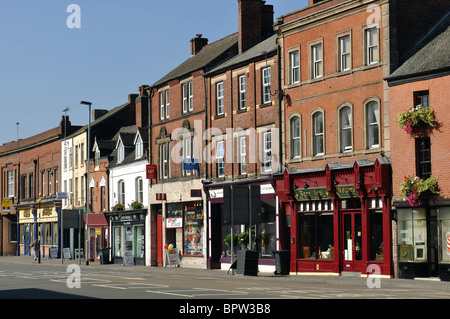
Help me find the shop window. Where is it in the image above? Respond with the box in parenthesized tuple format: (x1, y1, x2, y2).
(44, 223, 52, 246)
(52, 222, 58, 246)
(298, 202, 334, 260)
(183, 202, 204, 256)
(113, 226, 122, 257)
(135, 225, 145, 258)
(370, 210, 384, 261)
(221, 199, 276, 259)
(397, 208, 427, 262)
(439, 208, 450, 264)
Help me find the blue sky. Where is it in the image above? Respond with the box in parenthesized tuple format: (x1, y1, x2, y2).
(0, 1, 307, 143)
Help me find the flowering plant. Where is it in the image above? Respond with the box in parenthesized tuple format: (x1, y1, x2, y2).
(112, 202, 124, 212)
(397, 105, 437, 137)
(129, 200, 143, 210)
(400, 175, 439, 206)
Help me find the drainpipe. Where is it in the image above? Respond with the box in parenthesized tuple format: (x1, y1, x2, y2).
(276, 36, 284, 169)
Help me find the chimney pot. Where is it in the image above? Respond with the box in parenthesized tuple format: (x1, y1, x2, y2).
(191, 34, 208, 55)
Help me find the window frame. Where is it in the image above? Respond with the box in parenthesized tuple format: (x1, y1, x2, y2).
(135, 177, 144, 204)
(416, 137, 431, 180)
(7, 170, 14, 198)
(216, 81, 224, 115)
(262, 67, 272, 104)
(216, 140, 225, 177)
(238, 75, 246, 110)
(309, 39, 324, 79)
(239, 136, 247, 175)
(263, 131, 272, 172)
(289, 49, 300, 85)
(364, 99, 381, 150)
(337, 33, 352, 72)
(339, 105, 353, 152)
(312, 110, 325, 156)
(118, 180, 125, 205)
(182, 81, 193, 113)
(364, 26, 379, 65)
(290, 115, 301, 159)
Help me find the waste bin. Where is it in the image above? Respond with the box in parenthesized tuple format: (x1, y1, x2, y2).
(236, 250, 258, 276)
(100, 248, 111, 265)
(273, 250, 290, 275)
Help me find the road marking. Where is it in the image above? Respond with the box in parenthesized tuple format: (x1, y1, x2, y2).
(145, 288, 248, 298)
(93, 283, 169, 290)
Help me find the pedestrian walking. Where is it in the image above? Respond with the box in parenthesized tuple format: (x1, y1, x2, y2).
(31, 238, 40, 261)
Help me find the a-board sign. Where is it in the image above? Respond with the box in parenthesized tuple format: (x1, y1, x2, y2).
(49, 247, 58, 259)
(166, 248, 180, 267)
(75, 248, 84, 259)
(63, 248, 71, 259)
(124, 251, 135, 266)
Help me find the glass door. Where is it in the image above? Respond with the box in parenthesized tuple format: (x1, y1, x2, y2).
(342, 212, 362, 272)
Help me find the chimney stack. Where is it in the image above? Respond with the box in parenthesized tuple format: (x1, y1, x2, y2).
(190, 34, 208, 56)
(238, 0, 274, 53)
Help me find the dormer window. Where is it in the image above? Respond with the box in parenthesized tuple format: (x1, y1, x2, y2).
(135, 134, 144, 159)
(117, 139, 125, 163)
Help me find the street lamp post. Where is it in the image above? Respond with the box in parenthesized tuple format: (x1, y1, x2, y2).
(61, 107, 69, 265)
(80, 101, 92, 266)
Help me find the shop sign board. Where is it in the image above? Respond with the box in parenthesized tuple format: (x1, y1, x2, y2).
(124, 251, 135, 266)
(63, 248, 72, 259)
(146, 164, 157, 180)
(2, 199, 11, 213)
(336, 185, 358, 198)
(166, 248, 180, 267)
(294, 188, 330, 201)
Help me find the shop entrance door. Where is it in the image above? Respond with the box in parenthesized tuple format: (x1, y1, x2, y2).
(341, 212, 363, 272)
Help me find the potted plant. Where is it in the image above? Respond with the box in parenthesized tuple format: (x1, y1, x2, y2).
(112, 202, 124, 212)
(129, 200, 143, 210)
(397, 105, 437, 137)
(400, 175, 439, 207)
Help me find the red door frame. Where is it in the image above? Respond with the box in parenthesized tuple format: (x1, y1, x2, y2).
(341, 211, 363, 272)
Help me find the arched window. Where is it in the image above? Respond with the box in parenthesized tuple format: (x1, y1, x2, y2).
(135, 177, 143, 204)
(291, 116, 301, 158)
(312, 111, 324, 156)
(340, 106, 352, 152)
(366, 100, 380, 149)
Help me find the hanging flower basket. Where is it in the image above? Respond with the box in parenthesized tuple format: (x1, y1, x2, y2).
(397, 105, 437, 137)
(400, 175, 439, 207)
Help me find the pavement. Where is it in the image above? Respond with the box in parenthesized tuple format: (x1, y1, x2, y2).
(2, 255, 450, 292)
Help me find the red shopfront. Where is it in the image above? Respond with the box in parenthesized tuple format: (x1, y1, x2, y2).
(273, 158, 393, 277)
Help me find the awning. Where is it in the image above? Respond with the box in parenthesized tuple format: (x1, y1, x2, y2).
(83, 213, 108, 227)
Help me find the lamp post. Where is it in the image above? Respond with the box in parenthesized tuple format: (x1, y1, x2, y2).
(61, 108, 69, 264)
(80, 101, 92, 265)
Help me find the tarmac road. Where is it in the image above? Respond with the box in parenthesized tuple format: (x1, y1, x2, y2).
(1, 256, 450, 303)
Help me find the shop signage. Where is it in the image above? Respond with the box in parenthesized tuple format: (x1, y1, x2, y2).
(166, 248, 180, 267)
(167, 217, 182, 228)
(124, 251, 134, 266)
(49, 247, 58, 258)
(294, 188, 330, 201)
(63, 248, 72, 259)
(2, 199, 11, 213)
(336, 185, 358, 198)
(146, 164, 157, 180)
(183, 158, 199, 171)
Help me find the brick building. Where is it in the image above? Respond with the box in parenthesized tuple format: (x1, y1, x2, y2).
(202, 0, 281, 272)
(272, 0, 449, 277)
(388, 12, 450, 280)
(0, 116, 80, 257)
(147, 30, 238, 268)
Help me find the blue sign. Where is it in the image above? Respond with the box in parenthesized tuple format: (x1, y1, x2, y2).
(183, 158, 199, 170)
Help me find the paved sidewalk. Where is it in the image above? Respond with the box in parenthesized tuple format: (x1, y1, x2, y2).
(2, 255, 450, 292)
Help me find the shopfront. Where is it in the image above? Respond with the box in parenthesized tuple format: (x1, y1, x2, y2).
(204, 179, 280, 272)
(395, 201, 450, 281)
(273, 158, 393, 277)
(107, 209, 146, 265)
(16, 200, 61, 258)
(83, 213, 108, 261)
